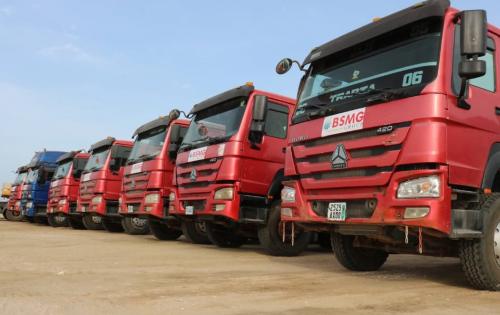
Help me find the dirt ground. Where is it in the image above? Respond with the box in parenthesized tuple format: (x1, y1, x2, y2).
(0, 217, 499, 315)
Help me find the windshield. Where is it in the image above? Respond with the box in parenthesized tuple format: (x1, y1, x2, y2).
(53, 160, 72, 179)
(84, 147, 110, 172)
(296, 19, 442, 121)
(26, 169, 39, 184)
(13, 171, 27, 185)
(128, 127, 167, 164)
(181, 97, 247, 149)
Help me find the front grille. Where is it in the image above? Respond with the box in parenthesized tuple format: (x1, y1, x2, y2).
(179, 169, 216, 178)
(178, 157, 220, 168)
(311, 199, 377, 219)
(180, 182, 210, 189)
(304, 167, 393, 180)
(183, 200, 206, 212)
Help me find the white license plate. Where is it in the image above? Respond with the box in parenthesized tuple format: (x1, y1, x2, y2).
(81, 206, 86, 212)
(127, 205, 134, 213)
(327, 202, 347, 221)
(185, 205, 194, 215)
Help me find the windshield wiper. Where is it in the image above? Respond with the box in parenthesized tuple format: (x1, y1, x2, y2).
(127, 153, 157, 165)
(181, 135, 229, 151)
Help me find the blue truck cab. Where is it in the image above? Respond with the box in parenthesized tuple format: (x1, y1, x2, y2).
(21, 150, 66, 223)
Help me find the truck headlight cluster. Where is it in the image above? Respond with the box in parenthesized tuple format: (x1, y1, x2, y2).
(91, 196, 103, 204)
(169, 192, 176, 201)
(281, 186, 296, 202)
(214, 187, 234, 200)
(397, 176, 440, 199)
(145, 193, 160, 204)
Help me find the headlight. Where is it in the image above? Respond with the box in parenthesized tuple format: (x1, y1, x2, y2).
(214, 187, 234, 200)
(118, 197, 122, 206)
(58, 199, 67, 205)
(91, 196, 103, 204)
(26, 201, 33, 208)
(169, 192, 176, 201)
(397, 176, 440, 199)
(281, 186, 296, 202)
(145, 193, 160, 204)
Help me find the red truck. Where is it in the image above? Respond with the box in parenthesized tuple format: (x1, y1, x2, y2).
(69, 137, 133, 231)
(170, 83, 311, 254)
(3, 165, 28, 221)
(47, 151, 89, 227)
(119, 113, 190, 237)
(277, 0, 500, 290)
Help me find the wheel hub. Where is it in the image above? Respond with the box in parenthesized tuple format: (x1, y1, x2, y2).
(92, 215, 102, 224)
(131, 217, 146, 227)
(55, 215, 66, 223)
(494, 222, 500, 267)
(196, 221, 207, 233)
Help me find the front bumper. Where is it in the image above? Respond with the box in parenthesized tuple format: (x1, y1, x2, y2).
(21, 200, 47, 218)
(47, 197, 73, 215)
(76, 195, 107, 216)
(119, 191, 168, 219)
(281, 166, 452, 235)
(171, 183, 241, 222)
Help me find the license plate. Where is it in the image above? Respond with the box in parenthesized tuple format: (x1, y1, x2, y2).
(327, 202, 347, 221)
(127, 205, 134, 213)
(185, 205, 194, 215)
(81, 206, 86, 212)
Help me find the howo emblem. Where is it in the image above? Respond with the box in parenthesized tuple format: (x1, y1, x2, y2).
(331, 144, 348, 169)
(190, 169, 197, 182)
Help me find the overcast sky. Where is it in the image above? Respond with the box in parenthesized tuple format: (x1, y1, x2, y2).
(0, 0, 499, 184)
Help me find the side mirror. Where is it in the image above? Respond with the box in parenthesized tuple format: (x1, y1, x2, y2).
(249, 95, 268, 144)
(276, 58, 293, 75)
(459, 10, 487, 80)
(168, 125, 183, 160)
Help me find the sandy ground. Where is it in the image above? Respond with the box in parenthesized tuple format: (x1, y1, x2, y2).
(0, 217, 499, 315)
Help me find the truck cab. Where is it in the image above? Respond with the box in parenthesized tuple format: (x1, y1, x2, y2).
(4, 165, 28, 221)
(171, 83, 309, 254)
(20, 150, 66, 223)
(71, 137, 133, 231)
(47, 151, 89, 228)
(277, 0, 500, 290)
(119, 114, 189, 237)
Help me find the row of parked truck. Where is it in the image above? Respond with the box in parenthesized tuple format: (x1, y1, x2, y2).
(3, 0, 500, 290)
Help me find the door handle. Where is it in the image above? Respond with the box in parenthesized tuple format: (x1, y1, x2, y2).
(496, 107, 500, 116)
(282, 147, 286, 153)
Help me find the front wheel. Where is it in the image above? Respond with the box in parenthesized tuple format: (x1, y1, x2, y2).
(4, 209, 24, 221)
(258, 200, 311, 256)
(205, 222, 245, 248)
(149, 220, 182, 240)
(331, 232, 388, 271)
(47, 214, 69, 227)
(459, 193, 500, 291)
(122, 216, 150, 235)
(82, 214, 104, 230)
(181, 221, 210, 244)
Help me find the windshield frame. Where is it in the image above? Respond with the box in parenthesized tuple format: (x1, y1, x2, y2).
(127, 126, 168, 165)
(180, 97, 248, 151)
(294, 17, 444, 123)
(13, 171, 28, 185)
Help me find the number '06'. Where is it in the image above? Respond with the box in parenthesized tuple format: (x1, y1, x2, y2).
(402, 71, 423, 87)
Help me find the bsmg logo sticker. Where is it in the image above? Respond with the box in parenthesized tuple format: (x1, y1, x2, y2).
(188, 146, 208, 162)
(321, 107, 366, 137)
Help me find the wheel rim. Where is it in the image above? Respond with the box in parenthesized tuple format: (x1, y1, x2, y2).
(196, 221, 207, 233)
(131, 217, 146, 228)
(494, 222, 500, 267)
(55, 215, 66, 223)
(92, 215, 102, 224)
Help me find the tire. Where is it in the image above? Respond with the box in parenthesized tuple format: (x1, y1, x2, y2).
(149, 220, 182, 240)
(331, 232, 388, 271)
(47, 214, 69, 227)
(122, 216, 150, 235)
(459, 193, 500, 291)
(82, 214, 104, 230)
(205, 222, 245, 248)
(4, 209, 24, 221)
(258, 200, 311, 256)
(102, 217, 124, 233)
(68, 216, 86, 230)
(181, 221, 211, 244)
